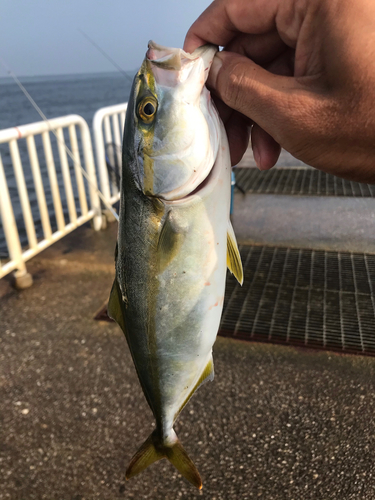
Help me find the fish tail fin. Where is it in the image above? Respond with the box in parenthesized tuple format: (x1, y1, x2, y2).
(125, 430, 161, 479)
(165, 432, 202, 489)
(126, 429, 202, 489)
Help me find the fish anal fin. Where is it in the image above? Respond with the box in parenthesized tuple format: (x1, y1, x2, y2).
(227, 222, 243, 285)
(177, 357, 214, 419)
(126, 429, 202, 489)
(195, 357, 214, 390)
(158, 210, 184, 272)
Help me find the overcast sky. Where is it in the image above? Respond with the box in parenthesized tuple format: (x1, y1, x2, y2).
(0, 0, 212, 77)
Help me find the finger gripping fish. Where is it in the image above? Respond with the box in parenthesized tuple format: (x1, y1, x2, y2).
(108, 41, 243, 489)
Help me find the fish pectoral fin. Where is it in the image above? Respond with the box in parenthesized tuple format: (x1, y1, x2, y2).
(158, 210, 184, 272)
(126, 429, 202, 490)
(107, 278, 126, 332)
(227, 221, 243, 285)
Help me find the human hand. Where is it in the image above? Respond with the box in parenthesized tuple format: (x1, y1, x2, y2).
(184, 0, 375, 183)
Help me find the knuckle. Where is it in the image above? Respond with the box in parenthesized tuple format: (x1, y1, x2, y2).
(221, 61, 249, 111)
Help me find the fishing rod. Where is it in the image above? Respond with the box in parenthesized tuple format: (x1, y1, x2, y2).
(78, 29, 133, 83)
(0, 57, 119, 222)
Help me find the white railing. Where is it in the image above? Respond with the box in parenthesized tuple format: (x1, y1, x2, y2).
(93, 102, 128, 205)
(0, 114, 102, 287)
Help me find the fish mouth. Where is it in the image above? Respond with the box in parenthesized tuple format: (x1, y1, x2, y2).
(146, 40, 217, 73)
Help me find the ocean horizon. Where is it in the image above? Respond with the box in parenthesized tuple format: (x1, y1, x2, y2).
(0, 70, 136, 86)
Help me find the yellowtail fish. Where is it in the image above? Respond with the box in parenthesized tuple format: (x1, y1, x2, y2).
(108, 41, 243, 489)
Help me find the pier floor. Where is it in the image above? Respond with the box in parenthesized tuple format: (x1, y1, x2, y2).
(1, 223, 375, 499)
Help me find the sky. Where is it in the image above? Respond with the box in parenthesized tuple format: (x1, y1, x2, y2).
(0, 0, 212, 77)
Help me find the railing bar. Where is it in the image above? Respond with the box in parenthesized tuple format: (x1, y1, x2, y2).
(104, 115, 112, 145)
(26, 135, 52, 239)
(0, 153, 26, 273)
(0, 260, 19, 279)
(120, 112, 126, 136)
(92, 104, 127, 205)
(114, 114, 122, 167)
(78, 121, 102, 231)
(9, 139, 38, 249)
(56, 127, 77, 224)
(111, 114, 121, 196)
(0, 211, 96, 280)
(68, 124, 88, 216)
(112, 114, 122, 151)
(42, 131, 65, 232)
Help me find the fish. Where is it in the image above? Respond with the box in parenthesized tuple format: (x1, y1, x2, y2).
(108, 40, 243, 489)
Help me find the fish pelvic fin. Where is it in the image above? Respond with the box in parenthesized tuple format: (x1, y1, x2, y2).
(108, 278, 126, 331)
(227, 221, 243, 285)
(126, 429, 202, 489)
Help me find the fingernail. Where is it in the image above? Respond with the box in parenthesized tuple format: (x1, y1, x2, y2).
(253, 143, 262, 170)
(207, 53, 223, 89)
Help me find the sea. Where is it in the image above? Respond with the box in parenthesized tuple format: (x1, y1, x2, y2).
(0, 71, 134, 257)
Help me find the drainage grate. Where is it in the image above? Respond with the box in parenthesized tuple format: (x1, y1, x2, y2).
(95, 246, 375, 356)
(234, 167, 375, 197)
(220, 246, 375, 355)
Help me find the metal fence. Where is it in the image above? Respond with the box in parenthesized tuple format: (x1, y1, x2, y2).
(0, 114, 103, 287)
(93, 102, 128, 205)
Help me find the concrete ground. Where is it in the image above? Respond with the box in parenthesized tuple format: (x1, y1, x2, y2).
(1, 223, 375, 500)
(232, 193, 375, 253)
(237, 147, 307, 168)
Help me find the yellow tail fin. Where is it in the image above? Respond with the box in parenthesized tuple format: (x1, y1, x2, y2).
(126, 429, 202, 489)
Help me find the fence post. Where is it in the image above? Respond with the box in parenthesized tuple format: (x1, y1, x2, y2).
(93, 102, 127, 207)
(0, 154, 33, 288)
(78, 118, 103, 231)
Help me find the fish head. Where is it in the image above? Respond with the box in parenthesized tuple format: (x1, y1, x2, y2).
(124, 41, 220, 201)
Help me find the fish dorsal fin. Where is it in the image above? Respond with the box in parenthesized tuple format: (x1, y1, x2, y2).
(227, 221, 243, 285)
(158, 211, 184, 272)
(107, 278, 126, 332)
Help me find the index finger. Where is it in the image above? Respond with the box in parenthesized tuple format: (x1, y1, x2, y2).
(183, 0, 279, 53)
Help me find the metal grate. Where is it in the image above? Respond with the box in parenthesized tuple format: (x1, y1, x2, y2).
(234, 167, 375, 197)
(220, 246, 375, 355)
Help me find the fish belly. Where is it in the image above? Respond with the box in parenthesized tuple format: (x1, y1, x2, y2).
(155, 150, 231, 433)
(117, 127, 231, 437)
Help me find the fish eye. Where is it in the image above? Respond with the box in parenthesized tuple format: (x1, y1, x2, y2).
(144, 103, 155, 116)
(138, 97, 157, 123)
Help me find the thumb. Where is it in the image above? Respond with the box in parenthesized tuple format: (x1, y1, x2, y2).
(207, 51, 322, 152)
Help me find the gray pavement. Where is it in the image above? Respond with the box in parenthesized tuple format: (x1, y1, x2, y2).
(1, 223, 375, 499)
(232, 193, 375, 253)
(237, 147, 307, 169)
